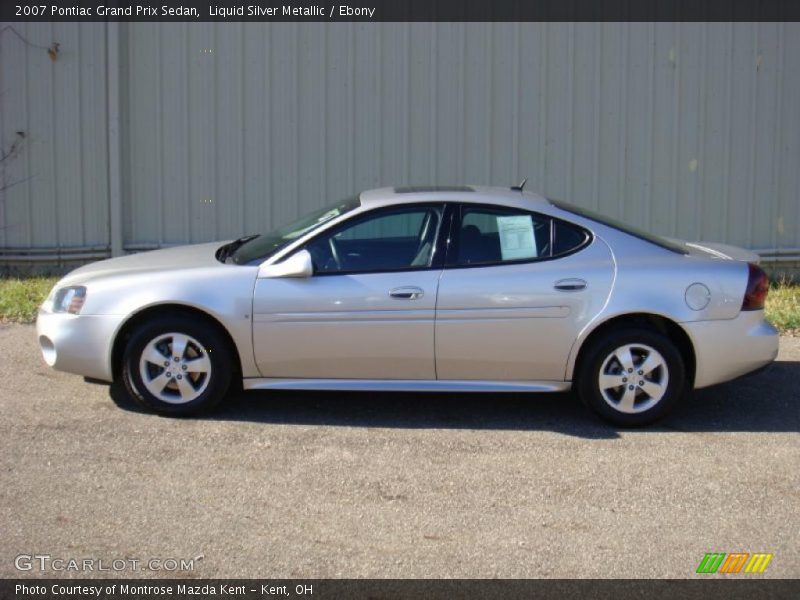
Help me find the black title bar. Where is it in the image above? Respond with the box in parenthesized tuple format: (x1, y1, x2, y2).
(4, 0, 800, 22)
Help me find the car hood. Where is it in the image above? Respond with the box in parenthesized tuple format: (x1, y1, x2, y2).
(59, 242, 226, 285)
(667, 238, 761, 264)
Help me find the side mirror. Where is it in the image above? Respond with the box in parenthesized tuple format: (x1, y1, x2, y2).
(258, 249, 313, 279)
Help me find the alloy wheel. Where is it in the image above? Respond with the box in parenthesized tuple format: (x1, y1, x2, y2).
(598, 343, 669, 414)
(138, 332, 212, 404)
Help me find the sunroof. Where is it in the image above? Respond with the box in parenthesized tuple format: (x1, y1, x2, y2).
(394, 185, 475, 194)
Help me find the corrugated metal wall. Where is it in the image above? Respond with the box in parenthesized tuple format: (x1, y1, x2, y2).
(0, 23, 108, 254)
(1, 22, 799, 262)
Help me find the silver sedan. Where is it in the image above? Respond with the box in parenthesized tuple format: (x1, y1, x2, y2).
(36, 186, 779, 425)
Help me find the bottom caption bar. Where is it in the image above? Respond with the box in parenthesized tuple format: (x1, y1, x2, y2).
(2, 579, 798, 600)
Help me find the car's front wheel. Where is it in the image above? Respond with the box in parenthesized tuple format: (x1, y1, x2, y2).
(121, 315, 233, 416)
(576, 328, 686, 426)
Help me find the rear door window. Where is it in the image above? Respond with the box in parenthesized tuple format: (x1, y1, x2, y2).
(450, 205, 590, 267)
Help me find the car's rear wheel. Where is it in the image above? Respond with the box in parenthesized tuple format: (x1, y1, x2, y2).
(121, 315, 233, 416)
(576, 328, 686, 426)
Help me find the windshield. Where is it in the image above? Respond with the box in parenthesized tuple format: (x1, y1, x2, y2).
(230, 195, 361, 264)
(549, 199, 688, 255)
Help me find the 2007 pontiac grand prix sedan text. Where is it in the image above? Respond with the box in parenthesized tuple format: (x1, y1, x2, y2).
(36, 186, 779, 426)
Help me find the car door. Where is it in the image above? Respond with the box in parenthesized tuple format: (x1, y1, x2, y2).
(435, 203, 615, 381)
(252, 203, 447, 380)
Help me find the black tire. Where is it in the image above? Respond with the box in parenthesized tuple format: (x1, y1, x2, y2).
(121, 314, 233, 416)
(576, 327, 686, 427)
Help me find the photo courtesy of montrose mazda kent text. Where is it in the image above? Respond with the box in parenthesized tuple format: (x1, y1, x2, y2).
(36, 185, 778, 426)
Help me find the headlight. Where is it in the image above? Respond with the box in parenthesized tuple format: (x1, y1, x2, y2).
(52, 286, 87, 314)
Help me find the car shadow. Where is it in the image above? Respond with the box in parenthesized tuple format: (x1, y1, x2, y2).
(108, 358, 800, 439)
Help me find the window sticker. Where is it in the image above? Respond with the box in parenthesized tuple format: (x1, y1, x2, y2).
(315, 209, 343, 225)
(285, 209, 343, 240)
(496, 215, 537, 260)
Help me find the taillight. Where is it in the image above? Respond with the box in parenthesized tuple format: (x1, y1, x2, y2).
(741, 263, 769, 311)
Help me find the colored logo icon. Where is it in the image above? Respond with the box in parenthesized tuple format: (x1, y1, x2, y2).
(696, 553, 773, 574)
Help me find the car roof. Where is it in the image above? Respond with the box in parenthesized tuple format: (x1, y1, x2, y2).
(358, 185, 552, 211)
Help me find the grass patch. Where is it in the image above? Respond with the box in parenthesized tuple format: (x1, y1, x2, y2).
(0, 275, 799, 335)
(0, 277, 58, 324)
(766, 278, 800, 336)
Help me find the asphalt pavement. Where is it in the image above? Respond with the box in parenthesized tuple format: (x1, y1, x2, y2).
(0, 324, 797, 579)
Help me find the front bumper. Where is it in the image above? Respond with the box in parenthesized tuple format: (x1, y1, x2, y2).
(36, 309, 126, 382)
(682, 310, 780, 389)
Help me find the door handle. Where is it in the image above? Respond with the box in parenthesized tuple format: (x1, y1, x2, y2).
(554, 278, 587, 292)
(390, 286, 424, 300)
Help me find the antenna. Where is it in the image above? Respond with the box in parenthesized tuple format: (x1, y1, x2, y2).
(511, 178, 527, 192)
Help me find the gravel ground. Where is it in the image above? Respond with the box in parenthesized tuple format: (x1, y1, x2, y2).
(0, 323, 797, 579)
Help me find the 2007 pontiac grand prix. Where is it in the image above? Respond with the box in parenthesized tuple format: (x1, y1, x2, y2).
(37, 185, 778, 426)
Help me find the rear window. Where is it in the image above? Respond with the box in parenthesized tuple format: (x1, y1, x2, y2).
(550, 199, 688, 255)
